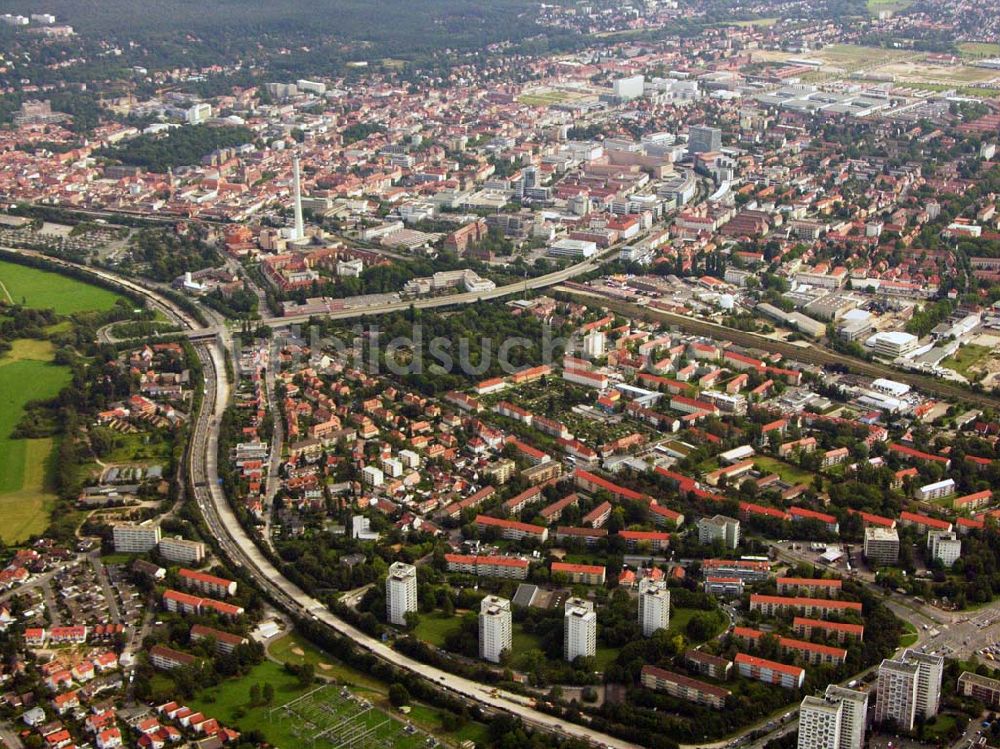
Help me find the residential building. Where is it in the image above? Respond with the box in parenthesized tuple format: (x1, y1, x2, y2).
(386, 562, 418, 626)
(551, 562, 606, 585)
(958, 671, 1000, 708)
(874, 658, 920, 729)
(158, 537, 206, 564)
(864, 526, 899, 566)
(797, 695, 843, 749)
(444, 554, 529, 580)
(875, 650, 943, 729)
(927, 530, 961, 567)
(638, 579, 671, 637)
(735, 653, 805, 689)
(640, 666, 730, 709)
(564, 597, 597, 662)
(698, 514, 740, 549)
(113, 522, 161, 553)
(685, 649, 733, 680)
(478, 595, 512, 664)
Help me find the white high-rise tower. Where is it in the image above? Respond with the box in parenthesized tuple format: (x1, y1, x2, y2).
(292, 155, 305, 242)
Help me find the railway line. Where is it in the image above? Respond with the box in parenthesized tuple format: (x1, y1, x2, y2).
(558, 287, 1000, 411)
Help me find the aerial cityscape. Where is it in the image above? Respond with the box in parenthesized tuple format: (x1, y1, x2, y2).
(1, 1, 1000, 749)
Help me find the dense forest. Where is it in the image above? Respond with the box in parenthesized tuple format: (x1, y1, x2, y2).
(97, 125, 256, 172)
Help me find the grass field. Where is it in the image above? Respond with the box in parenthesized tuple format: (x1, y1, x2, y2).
(959, 42, 1000, 59)
(0, 259, 122, 314)
(899, 620, 918, 649)
(942, 344, 994, 381)
(752, 456, 815, 486)
(0, 340, 71, 543)
(730, 17, 778, 26)
(412, 612, 461, 648)
(866, 0, 912, 14)
(267, 632, 490, 746)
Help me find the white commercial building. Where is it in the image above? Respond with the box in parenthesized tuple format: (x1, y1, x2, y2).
(638, 579, 671, 637)
(613, 75, 645, 100)
(548, 238, 597, 258)
(478, 595, 512, 663)
(112, 523, 162, 553)
(564, 597, 597, 662)
(698, 514, 740, 549)
(868, 331, 919, 358)
(386, 562, 418, 626)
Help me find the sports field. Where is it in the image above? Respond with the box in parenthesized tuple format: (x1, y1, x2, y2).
(0, 339, 71, 542)
(0, 259, 122, 314)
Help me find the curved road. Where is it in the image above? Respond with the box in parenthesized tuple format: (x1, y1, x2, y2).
(5, 246, 636, 748)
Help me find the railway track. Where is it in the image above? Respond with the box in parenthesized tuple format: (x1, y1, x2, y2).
(559, 288, 1000, 411)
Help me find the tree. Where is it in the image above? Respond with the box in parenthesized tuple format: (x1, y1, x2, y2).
(249, 683, 261, 706)
(262, 682, 275, 704)
(389, 683, 411, 707)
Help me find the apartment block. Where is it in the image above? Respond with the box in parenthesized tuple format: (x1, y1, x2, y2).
(564, 597, 596, 662)
(113, 523, 161, 553)
(478, 595, 512, 664)
(386, 561, 418, 626)
(641, 665, 731, 709)
(638, 579, 671, 637)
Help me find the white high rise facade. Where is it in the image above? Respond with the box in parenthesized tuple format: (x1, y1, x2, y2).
(638, 579, 671, 637)
(905, 649, 944, 720)
(478, 595, 512, 663)
(798, 696, 842, 749)
(386, 562, 417, 626)
(799, 686, 868, 749)
(291, 155, 305, 242)
(564, 597, 596, 662)
(874, 657, 920, 730)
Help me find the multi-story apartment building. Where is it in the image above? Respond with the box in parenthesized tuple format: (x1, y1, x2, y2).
(444, 554, 529, 580)
(776, 577, 842, 598)
(640, 666, 731, 709)
(797, 695, 843, 749)
(478, 595, 512, 664)
(735, 653, 805, 689)
(749, 594, 862, 618)
(158, 537, 206, 564)
(112, 522, 161, 553)
(874, 658, 920, 729)
(863, 527, 900, 566)
(638, 579, 671, 637)
(958, 671, 1000, 708)
(564, 597, 596, 662)
(386, 562, 418, 626)
(698, 515, 740, 549)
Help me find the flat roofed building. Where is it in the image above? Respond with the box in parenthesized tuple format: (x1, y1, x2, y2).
(478, 595, 512, 664)
(113, 522, 161, 553)
(958, 671, 1000, 708)
(874, 657, 920, 730)
(564, 597, 596, 662)
(386, 561, 418, 626)
(798, 695, 843, 749)
(698, 514, 740, 549)
(864, 526, 899, 567)
(638, 579, 670, 637)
